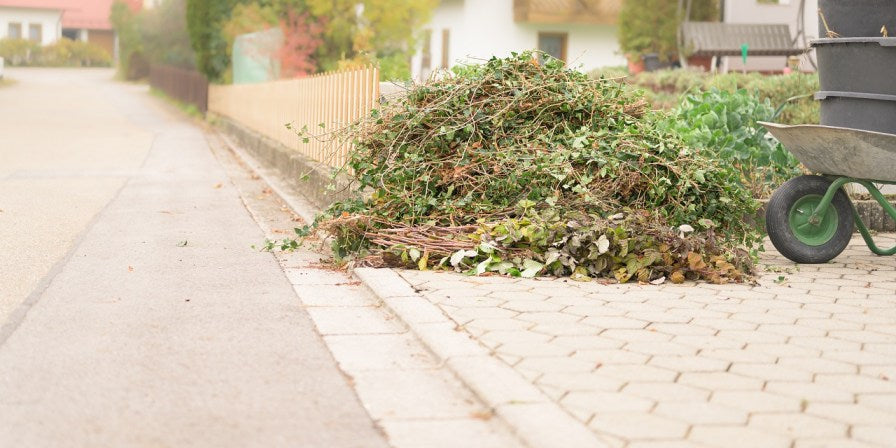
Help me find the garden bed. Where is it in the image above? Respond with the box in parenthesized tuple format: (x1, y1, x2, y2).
(592, 67, 820, 126)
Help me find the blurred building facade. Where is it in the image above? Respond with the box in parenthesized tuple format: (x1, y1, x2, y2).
(721, 0, 818, 72)
(0, 0, 143, 58)
(411, 0, 625, 80)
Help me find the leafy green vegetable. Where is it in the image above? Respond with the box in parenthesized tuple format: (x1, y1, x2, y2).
(664, 88, 803, 197)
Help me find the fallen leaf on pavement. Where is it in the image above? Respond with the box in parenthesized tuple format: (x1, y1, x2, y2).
(470, 410, 493, 421)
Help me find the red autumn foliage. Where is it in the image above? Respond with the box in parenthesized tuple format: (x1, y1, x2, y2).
(278, 10, 325, 78)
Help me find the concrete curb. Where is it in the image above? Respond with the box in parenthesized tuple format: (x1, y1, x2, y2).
(208, 114, 355, 211)
(213, 127, 608, 448)
(353, 268, 609, 448)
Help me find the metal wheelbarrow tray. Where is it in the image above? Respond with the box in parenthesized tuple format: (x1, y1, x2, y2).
(759, 122, 896, 263)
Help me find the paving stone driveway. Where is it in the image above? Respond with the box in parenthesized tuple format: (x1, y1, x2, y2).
(396, 236, 896, 448)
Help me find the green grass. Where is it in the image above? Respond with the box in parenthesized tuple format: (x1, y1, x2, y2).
(149, 87, 203, 119)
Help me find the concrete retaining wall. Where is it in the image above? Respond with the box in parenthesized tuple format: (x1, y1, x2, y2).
(212, 114, 355, 211)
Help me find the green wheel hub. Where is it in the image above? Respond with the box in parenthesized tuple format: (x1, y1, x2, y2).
(788, 194, 839, 246)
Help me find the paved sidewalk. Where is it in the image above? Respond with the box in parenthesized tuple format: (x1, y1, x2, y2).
(211, 133, 526, 448)
(391, 240, 896, 448)
(0, 68, 153, 323)
(0, 69, 387, 447)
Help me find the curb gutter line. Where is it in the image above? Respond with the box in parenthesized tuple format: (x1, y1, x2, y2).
(214, 126, 609, 448)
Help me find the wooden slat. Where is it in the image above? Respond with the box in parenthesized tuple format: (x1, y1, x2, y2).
(207, 66, 381, 168)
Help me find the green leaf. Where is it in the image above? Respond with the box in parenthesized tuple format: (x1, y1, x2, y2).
(520, 258, 544, 278)
(595, 234, 610, 255)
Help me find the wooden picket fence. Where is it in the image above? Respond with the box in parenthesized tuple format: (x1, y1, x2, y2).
(150, 65, 209, 114)
(208, 66, 380, 168)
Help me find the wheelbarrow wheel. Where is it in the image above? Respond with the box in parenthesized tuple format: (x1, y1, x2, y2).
(766, 175, 854, 264)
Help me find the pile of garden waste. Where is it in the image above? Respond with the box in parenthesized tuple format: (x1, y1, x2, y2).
(312, 52, 761, 284)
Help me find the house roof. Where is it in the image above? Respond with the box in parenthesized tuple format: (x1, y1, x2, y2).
(0, 0, 142, 30)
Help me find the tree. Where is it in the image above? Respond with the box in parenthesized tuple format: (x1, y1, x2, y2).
(186, 0, 244, 80)
(279, 9, 324, 77)
(184, 0, 434, 81)
(110, 0, 144, 78)
(306, 0, 436, 78)
(140, 0, 195, 69)
(618, 0, 718, 62)
(221, 1, 323, 80)
(305, 0, 357, 71)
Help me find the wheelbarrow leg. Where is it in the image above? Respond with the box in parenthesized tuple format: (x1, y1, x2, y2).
(851, 180, 896, 256)
(806, 177, 852, 226)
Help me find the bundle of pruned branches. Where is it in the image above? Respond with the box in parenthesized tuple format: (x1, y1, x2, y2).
(313, 52, 760, 283)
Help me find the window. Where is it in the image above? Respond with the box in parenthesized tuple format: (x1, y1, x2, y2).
(538, 32, 568, 62)
(28, 24, 42, 43)
(421, 29, 432, 70)
(441, 29, 450, 68)
(7, 23, 22, 39)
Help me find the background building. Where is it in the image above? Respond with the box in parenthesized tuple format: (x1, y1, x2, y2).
(721, 0, 818, 72)
(411, 0, 625, 80)
(0, 0, 143, 58)
(0, 2, 63, 45)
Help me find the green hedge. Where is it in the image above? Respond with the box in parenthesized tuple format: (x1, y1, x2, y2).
(0, 38, 111, 67)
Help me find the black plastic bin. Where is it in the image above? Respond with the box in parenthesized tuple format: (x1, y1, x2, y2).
(817, 91, 896, 135)
(813, 38, 896, 95)
(818, 0, 896, 37)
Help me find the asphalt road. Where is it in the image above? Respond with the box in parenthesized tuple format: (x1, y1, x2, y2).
(0, 68, 388, 447)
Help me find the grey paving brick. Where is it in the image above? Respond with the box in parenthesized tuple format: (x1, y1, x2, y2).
(391, 238, 896, 448)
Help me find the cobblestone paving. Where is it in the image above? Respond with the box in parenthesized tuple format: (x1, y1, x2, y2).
(397, 236, 896, 448)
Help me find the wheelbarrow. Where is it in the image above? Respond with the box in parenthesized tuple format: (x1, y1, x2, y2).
(760, 122, 896, 263)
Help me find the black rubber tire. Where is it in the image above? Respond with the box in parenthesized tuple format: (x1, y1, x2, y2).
(766, 175, 855, 264)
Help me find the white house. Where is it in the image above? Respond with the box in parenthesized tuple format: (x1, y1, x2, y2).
(0, 0, 143, 61)
(411, 0, 625, 80)
(0, 3, 62, 46)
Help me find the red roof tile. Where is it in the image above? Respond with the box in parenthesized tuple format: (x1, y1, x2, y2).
(0, 0, 142, 30)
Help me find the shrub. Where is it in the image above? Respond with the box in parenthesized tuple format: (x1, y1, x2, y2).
(0, 38, 110, 67)
(665, 89, 803, 197)
(590, 68, 820, 125)
(705, 72, 819, 125)
(39, 39, 111, 67)
(0, 38, 41, 65)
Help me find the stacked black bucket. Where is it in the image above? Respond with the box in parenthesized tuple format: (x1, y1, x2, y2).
(814, 1, 896, 134)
